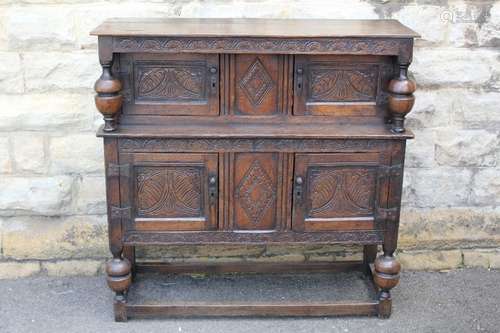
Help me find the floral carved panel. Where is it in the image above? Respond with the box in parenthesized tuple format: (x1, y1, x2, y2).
(134, 62, 206, 102)
(307, 167, 376, 218)
(135, 166, 203, 218)
(308, 65, 378, 102)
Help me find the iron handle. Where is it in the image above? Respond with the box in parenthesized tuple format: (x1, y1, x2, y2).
(295, 176, 304, 202)
(209, 66, 218, 95)
(296, 67, 304, 91)
(208, 175, 217, 205)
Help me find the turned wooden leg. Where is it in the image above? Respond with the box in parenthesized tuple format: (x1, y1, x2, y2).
(373, 254, 401, 318)
(106, 256, 132, 322)
(388, 63, 416, 133)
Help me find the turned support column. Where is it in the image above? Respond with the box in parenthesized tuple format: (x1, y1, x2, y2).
(94, 51, 123, 132)
(388, 63, 416, 133)
(373, 252, 401, 318)
(106, 254, 131, 322)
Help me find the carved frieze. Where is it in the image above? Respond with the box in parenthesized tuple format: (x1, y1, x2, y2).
(113, 37, 413, 61)
(118, 138, 386, 153)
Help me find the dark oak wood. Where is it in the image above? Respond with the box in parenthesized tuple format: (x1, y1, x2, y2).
(93, 18, 417, 321)
(91, 18, 419, 38)
(135, 261, 364, 274)
(123, 230, 384, 245)
(126, 302, 379, 318)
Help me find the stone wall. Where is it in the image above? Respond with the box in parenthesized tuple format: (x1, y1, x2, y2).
(0, 0, 499, 278)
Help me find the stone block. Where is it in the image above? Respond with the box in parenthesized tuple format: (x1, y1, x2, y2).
(0, 176, 73, 216)
(0, 136, 12, 173)
(73, 176, 106, 215)
(42, 259, 103, 277)
(74, 2, 178, 49)
(0, 11, 7, 51)
(403, 168, 472, 208)
(477, 2, 500, 47)
(405, 129, 435, 168)
(0, 52, 23, 93)
(435, 129, 498, 167)
(5, 5, 76, 50)
(445, 1, 495, 47)
(412, 48, 499, 88)
(399, 207, 500, 250)
(392, 4, 448, 45)
(489, 252, 500, 269)
(0, 261, 41, 279)
(452, 91, 500, 129)
(136, 244, 265, 260)
(398, 250, 462, 271)
(289, 0, 378, 19)
(49, 134, 104, 174)
(2, 215, 108, 260)
(462, 250, 496, 268)
(405, 89, 453, 129)
(0, 93, 95, 132)
(23, 51, 99, 92)
(11, 134, 46, 173)
(472, 169, 500, 206)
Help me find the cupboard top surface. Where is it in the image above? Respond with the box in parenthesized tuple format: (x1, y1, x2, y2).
(96, 119, 414, 139)
(91, 18, 420, 38)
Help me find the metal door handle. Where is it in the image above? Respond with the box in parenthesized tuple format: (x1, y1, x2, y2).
(208, 175, 217, 205)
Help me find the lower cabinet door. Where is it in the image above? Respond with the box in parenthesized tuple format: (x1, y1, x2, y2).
(292, 153, 389, 232)
(120, 153, 218, 231)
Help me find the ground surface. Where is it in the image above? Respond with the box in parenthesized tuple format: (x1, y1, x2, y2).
(0, 268, 499, 333)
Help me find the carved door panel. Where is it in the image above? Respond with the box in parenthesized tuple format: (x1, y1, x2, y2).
(292, 153, 390, 232)
(229, 54, 285, 115)
(229, 153, 286, 231)
(120, 153, 218, 231)
(293, 55, 393, 117)
(120, 53, 219, 116)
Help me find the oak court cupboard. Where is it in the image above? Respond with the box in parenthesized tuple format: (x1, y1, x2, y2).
(91, 18, 419, 321)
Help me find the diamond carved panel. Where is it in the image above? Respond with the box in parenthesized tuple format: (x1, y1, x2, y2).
(236, 159, 276, 225)
(239, 58, 274, 106)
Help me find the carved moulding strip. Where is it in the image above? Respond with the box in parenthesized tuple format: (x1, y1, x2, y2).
(118, 138, 388, 153)
(123, 230, 384, 245)
(113, 37, 413, 61)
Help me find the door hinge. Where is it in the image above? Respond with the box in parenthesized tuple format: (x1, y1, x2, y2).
(107, 163, 130, 178)
(376, 207, 399, 222)
(110, 206, 132, 220)
(378, 164, 403, 179)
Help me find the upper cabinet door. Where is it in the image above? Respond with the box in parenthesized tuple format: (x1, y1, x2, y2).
(229, 54, 285, 116)
(120, 153, 218, 231)
(293, 55, 393, 117)
(292, 153, 390, 232)
(121, 53, 219, 116)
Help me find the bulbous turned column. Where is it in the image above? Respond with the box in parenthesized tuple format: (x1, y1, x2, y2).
(388, 63, 416, 133)
(94, 59, 123, 132)
(106, 257, 131, 321)
(373, 254, 401, 318)
(106, 257, 132, 295)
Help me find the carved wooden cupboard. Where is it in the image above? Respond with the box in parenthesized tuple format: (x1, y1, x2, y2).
(92, 18, 418, 321)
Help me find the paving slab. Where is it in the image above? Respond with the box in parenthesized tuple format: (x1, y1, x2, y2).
(0, 268, 499, 333)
